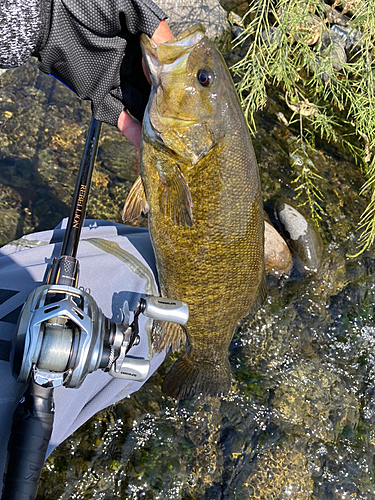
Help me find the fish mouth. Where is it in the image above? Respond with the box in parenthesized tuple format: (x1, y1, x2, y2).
(141, 24, 206, 139)
(144, 109, 182, 161)
(144, 107, 205, 164)
(140, 23, 206, 86)
(155, 116, 196, 127)
(141, 24, 213, 164)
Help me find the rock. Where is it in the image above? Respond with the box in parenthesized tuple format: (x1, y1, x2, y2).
(218, 0, 251, 17)
(275, 202, 323, 273)
(330, 24, 362, 52)
(320, 29, 347, 72)
(292, 13, 323, 46)
(264, 220, 293, 277)
(261, 26, 281, 45)
(157, 0, 230, 43)
(285, 91, 316, 117)
(323, 4, 350, 26)
(228, 11, 246, 42)
(277, 6, 323, 46)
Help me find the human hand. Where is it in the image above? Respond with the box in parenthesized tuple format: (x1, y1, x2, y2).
(117, 20, 174, 148)
(36, 0, 172, 148)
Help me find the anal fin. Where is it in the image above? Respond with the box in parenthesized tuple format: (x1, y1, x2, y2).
(152, 320, 187, 353)
(122, 175, 149, 222)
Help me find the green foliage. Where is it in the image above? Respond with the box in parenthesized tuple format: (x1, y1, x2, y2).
(232, 0, 375, 252)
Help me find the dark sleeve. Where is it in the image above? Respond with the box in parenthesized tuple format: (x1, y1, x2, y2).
(37, 0, 167, 126)
(60, 0, 167, 38)
(0, 0, 50, 69)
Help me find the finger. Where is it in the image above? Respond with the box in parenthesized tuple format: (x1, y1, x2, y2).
(117, 110, 142, 149)
(151, 20, 174, 45)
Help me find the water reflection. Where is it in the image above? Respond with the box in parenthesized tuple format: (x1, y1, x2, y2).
(1, 57, 375, 499)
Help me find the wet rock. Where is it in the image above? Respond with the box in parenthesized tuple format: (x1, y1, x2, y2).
(158, 0, 230, 44)
(264, 220, 293, 277)
(275, 202, 323, 272)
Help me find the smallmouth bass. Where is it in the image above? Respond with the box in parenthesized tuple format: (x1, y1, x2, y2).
(123, 24, 266, 398)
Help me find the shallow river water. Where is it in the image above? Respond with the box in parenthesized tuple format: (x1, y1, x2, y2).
(1, 55, 375, 499)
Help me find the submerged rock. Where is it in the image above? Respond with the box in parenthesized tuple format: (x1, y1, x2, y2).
(275, 202, 323, 273)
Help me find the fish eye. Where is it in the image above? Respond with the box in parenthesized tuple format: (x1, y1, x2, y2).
(197, 68, 213, 87)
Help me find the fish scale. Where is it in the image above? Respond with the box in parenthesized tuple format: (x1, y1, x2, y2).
(123, 23, 266, 398)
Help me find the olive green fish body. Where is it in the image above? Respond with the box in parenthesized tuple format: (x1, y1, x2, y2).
(131, 24, 265, 398)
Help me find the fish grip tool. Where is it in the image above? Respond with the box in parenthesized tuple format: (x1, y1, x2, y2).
(1, 117, 189, 500)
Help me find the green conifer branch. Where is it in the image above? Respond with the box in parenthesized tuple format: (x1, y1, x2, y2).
(233, 0, 375, 253)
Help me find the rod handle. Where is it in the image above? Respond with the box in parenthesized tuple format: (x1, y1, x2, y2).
(1, 383, 54, 500)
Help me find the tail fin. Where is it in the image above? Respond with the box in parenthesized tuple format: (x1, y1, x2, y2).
(162, 353, 231, 399)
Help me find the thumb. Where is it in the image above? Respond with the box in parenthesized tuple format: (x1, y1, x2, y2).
(117, 110, 142, 149)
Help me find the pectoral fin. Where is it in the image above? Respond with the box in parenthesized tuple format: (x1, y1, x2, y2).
(152, 320, 187, 353)
(122, 176, 149, 222)
(159, 165, 193, 227)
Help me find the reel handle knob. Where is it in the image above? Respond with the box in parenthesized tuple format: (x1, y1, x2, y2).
(140, 296, 189, 325)
(109, 357, 150, 381)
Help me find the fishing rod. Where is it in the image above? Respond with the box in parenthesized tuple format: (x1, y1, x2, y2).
(1, 117, 188, 500)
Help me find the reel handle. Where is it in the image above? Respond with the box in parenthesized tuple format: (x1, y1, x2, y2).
(141, 296, 189, 325)
(110, 356, 150, 380)
(1, 384, 54, 500)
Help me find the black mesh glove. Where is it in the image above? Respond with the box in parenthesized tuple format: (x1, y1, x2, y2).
(36, 0, 166, 125)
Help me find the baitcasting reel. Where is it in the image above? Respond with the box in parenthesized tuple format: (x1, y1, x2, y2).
(12, 284, 188, 389)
